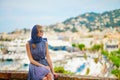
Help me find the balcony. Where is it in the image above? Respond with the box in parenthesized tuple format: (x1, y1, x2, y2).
(0, 70, 118, 80)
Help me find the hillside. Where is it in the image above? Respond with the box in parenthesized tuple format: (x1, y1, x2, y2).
(48, 9, 120, 32)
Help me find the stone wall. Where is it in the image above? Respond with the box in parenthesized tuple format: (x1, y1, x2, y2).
(0, 70, 118, 80)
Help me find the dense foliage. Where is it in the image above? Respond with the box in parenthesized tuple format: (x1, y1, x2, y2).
(54, 66, 74, 74)
(101, 49, 120, 79)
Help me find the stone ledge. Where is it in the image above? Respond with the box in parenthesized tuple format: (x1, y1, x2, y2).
(0, 70, 118, 80)
(0, 70, 27, 80)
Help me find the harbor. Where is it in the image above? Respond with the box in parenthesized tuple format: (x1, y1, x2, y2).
(0, 37, 119, 78)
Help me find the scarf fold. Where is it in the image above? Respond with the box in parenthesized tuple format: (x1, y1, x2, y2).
(30, 25, 42, 44)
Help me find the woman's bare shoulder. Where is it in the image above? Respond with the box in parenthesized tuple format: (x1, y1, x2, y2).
(45, 41, 48, 45)
(26, 41, 30, 46)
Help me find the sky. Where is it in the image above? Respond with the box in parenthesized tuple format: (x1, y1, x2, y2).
(0, 0, 120, 33)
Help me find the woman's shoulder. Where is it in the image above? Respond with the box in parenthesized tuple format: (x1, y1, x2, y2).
(26, 40, 31, 45)
(42, 38, 47, 43)
(42, 38, 47, 41)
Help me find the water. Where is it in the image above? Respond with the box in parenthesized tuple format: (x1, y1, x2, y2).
(0, 60, 29, 71)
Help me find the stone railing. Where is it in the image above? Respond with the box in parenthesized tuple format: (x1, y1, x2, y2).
(0, 70, 118, 80)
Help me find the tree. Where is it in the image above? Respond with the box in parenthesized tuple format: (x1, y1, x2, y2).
(102, 49, 120, 79)
(78, 44, 85, 50)
(72, 43, 76, 47)
(71, 27, 78, 32)
(91, 44, 103, 51)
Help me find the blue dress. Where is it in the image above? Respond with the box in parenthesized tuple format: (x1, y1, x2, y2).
(28, 39, 50, 80)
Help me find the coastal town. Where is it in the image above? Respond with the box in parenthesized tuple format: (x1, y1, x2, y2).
(0, 9, 120, 79)
(0, 25, 120, 77)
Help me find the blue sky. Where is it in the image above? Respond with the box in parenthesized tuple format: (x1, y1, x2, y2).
(0, 0, 120, 33)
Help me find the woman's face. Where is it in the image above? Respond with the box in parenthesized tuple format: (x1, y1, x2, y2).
(37, 29, 44, 37)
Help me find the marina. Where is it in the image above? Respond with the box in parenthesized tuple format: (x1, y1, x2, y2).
(0, 27, 120, 79)
(0, 39, 117, 78)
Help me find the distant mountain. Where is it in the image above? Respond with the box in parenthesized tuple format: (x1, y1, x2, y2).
(48, 9, 120, 32)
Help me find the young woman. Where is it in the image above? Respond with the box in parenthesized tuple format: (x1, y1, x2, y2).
(26, 25, 56, 80)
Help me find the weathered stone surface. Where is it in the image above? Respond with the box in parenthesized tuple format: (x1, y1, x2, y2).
(0, 70, 118, 80)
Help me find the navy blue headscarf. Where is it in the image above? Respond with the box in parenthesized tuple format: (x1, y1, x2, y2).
(30, 25, 42, 44)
